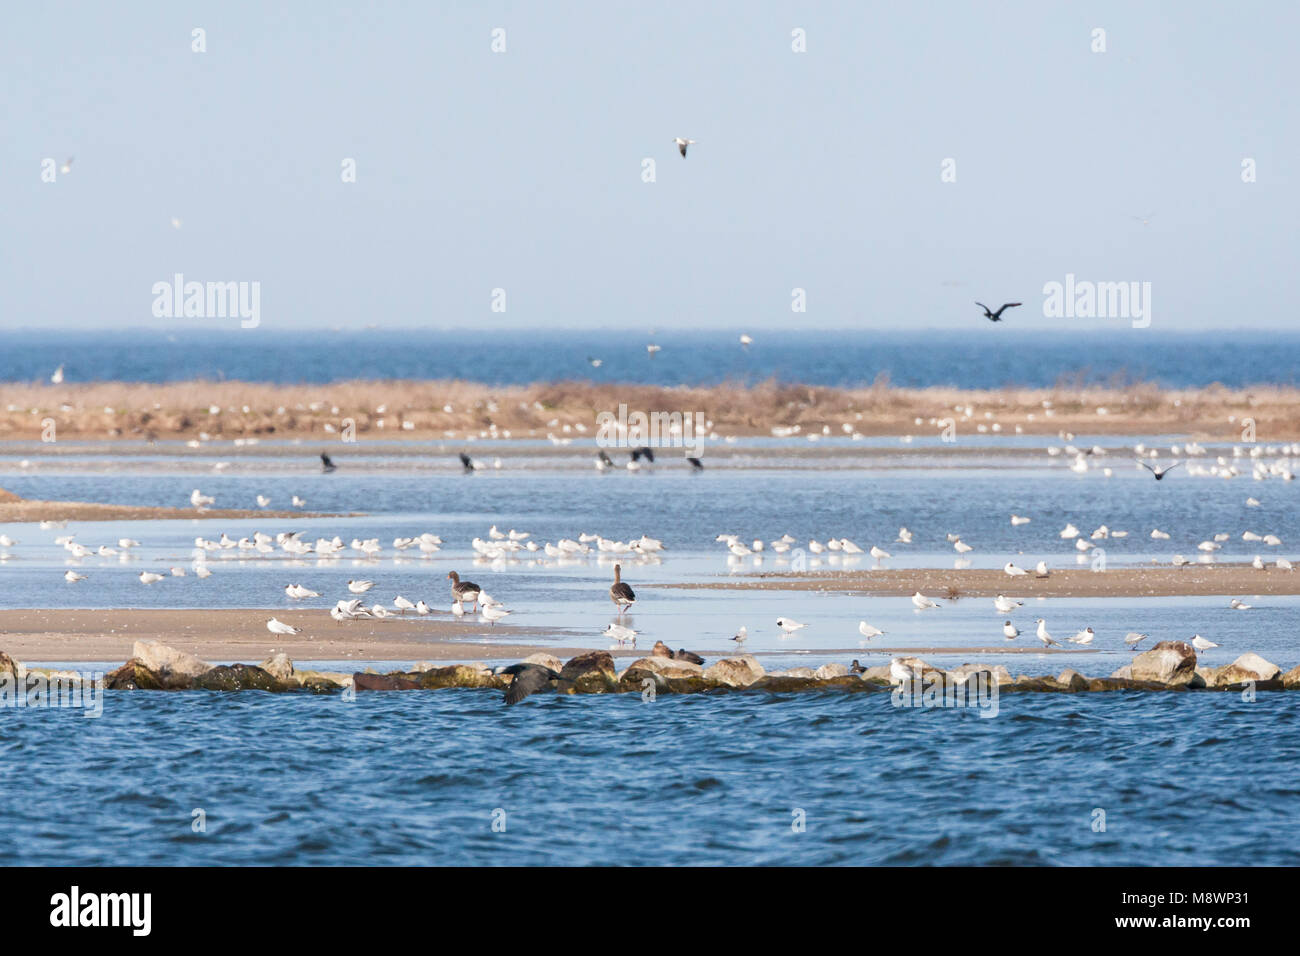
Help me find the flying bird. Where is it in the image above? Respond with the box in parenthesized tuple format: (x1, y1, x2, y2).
(320, 453, 337, 473)
(459, 453, 476, 473)
(1137, 460, 1182, 480)
(499, 663, 562, 705)
(975, 301, 1022, 322)
(673, 137, 697, 158)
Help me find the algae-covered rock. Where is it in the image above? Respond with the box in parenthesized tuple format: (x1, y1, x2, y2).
(558, 651, 618, 695)
(415, 664, 498, 690)
(1131, 641, 1199, 686)
(1283, 665, 1300, 689)
(1056, 669, 1090, 692)
(104, 658, 166, 690)
(703, 656, 765, 688)
(0, 651, 20, 679)
(352, 672, 420, 691)
(195, 664, 291, 692)
(1212, 653, 1281, 687)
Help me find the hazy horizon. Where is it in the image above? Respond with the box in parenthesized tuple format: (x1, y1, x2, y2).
(4, 1, 1296, 332)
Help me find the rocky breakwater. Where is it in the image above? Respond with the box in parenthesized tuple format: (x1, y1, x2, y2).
(3, 639, 1299, 702)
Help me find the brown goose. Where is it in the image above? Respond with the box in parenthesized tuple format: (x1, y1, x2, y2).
(447, 570, 482, 611)
(609, 564, 636, 615)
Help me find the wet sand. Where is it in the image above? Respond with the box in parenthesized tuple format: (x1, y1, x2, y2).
(658, 564, 1300, 598)
(0, 608, 592, 663)
(1, 380, 1297, 441)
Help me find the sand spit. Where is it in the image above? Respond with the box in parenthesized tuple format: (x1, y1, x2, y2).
(657, 565, 1300, 598)
(0, 380, 1296, 441)
(0, 494, 352, 523)
(0, 608, 588, 663)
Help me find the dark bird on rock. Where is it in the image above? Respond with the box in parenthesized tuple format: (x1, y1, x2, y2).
(975, 301, 1022, 322)
(651, 640, 704, 665)
(320, 453, 337, 473)
(459, 452, 475, 473)
(850, 660, 867, 674)
(498, 663, 562, 704)
(1138, 459, 1182, 480)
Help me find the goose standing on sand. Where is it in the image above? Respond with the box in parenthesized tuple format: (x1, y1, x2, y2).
(448, 571, 482, 612)
(609, 564, 636, 615)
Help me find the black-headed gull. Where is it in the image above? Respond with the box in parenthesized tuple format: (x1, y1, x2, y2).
(912, 592, 940, 610)
(267, 617, 300, 635)
(673, 137, 697, 158)
(1034, 619, 1061, 647)
(776, 617, 807, 634)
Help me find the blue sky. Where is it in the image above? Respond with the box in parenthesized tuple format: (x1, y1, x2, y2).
(3, 1, 1296, 332)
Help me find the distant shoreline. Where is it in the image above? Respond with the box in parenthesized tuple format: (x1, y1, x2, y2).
(0, 380, 1295, 442)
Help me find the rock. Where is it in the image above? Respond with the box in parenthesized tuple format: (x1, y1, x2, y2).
(1211, 653, 1281, 687)
(1131, 641, 1200, 686)
(104, 658, 165, 690)
(1282, 665, 1300, 689)
(1005, 676, 1069, 692)
(753, 675, 876, 693)
(1086, 677, 1181, 692)
(194, 664, 291, 692)
(352, 672, 420, 691)
(521, 652, 563, 672)
(0, 651, 19, 679)
(260, 653, 295, 681)
(860, 665, 894, 683)
(415, 664, 499, 690)
(950, 663, 1012, 687)
(1110, 664, 1133, 680)
(702, 656, 765, 688)
(558, 651, 618, 694)
(617, 655, 707, 692)
(1056, 669, 1090, 692)
(773, 667, 817, 679)
(132, 640, 213, 682)
(814, 663, 849, 680)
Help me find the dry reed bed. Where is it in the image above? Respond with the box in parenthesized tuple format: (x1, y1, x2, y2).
(0, 380, 1294, 441)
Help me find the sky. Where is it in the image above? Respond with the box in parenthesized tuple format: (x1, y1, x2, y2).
(3, 1, 1296, 333)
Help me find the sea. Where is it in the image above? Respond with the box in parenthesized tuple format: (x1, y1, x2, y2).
(1, 328, 1299, 389)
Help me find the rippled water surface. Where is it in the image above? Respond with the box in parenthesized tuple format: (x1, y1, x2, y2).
(3, 690, 1298, 866)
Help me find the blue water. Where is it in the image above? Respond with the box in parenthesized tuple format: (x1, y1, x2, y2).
(3, 690, 1297, 865)
(4, 329, 1300, 388)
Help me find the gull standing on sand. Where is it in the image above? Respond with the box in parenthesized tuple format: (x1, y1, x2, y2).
(481, 605, 511, 624)
(1035, 561, 1050, 578)
(858, 621, 884, 642)
(604, 622, 637, 645)
(393, 596, 416, 615)
(1035, 619, 1061, 647)
(912, 592, 941, 610)
(267, 618, 300, 635)
(1004, 562, 1028, 577)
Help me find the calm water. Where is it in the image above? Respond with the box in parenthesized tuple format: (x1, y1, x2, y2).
(3, 690, 1298, 866)
(3, 329, 1300, 388)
